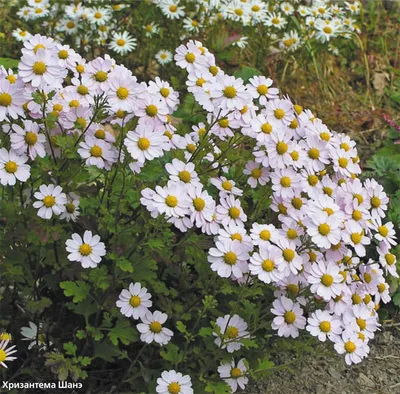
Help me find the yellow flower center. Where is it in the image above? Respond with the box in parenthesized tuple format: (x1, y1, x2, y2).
(280, 176, 291, 187)
(338, 157, 348, 168)
(351, 233, 362, 245)
(287, 229, 297, 240)
(25, 131, 38, 146)
(231, 367, 242, 378)
(90, 145, 103, 157)
(378, 226, 389, 237)
(251, 168, 262, 179)
(307, 175, 318, 186)
(94, 12, 102, 19)
(223, 86, 237, 98)
(276, 141, 288, 155)
(261, 123, 272, 134)
(257, 84, 269, 95)
(76, 64, 85, 73)
(116, 87, 129, 100)
(138, 137, 150, 151)
(225, 326, 239, 338)
(150, 321, 162, 333)
(371, 197, 381, 208)
(58, 50, 69, 59)
(193, 197, 205, 211)
(259, 229, 271, 241)
(321, 274, 333, 287)
(129, 295, 141, 307)
(309, 251, 317, 262)
(218, 119, 229, 128)
(353, 193, 363, 204)
(283, 248, 295, 262)
(320, 132, 330, 141)
(168, 382, 181, 394)
(231, 233, 242, 241)
(209, 66, 218, 76)
(356, 318, 366, 330)
(185, 53, 196, 63)
(287, 284, 299, 296)
(5, 161, 18, 173)
(160, 87, 170, 98)
(77, 85, 89, 95)
(284, 311, 296, 324)
(186, 144, 196, 153)
(344, 341, 356, 353)
(33, 61, 47, 75)
(352, 294, 362, 304)
(0, 349, 6, 362)
(323, 207, 334, 216)
(94, 129, 106, 139)
(229, 207, 240, 219)
(95, 71, 108, 82)
(222, 180, 233, 191)
(117, 39, 126, 47)
(385, 254, 396, 265)
(65, 202, 75, 213)
(166, 195, 178, 208)
(319, 321, 331, 333)
(224, 251, 238, 265)
(66, 21, 75, 28)
(262, 259, 275, 272)
(318, 223, 331, 236)
(308, 148, 320, 160)
(79, 243, 92, 256)
(274, 109, 285, 119)
(177, 170, 191, 183)
(378, 283, 386, 293)
(0, 93, 12, 107)
(146, 105, 158, 117)
(6, 75, 16, 84)
(69, 99, 79, 108)
(76, 117, 87, 128)
(43, 195, 55, 207)
(169, 5, 178, 12)
(323, 26, 333, 34)
(272, 17, 280, 25)
(0, 333, 11, 341)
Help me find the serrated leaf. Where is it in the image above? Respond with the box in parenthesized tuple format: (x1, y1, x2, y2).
(60, 281, 90, 303)
(108, 319, 138, 346)
(63, 342, 77, 357)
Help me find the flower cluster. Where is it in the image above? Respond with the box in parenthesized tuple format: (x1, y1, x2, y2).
(10, 0, 362, 64)
(0, 32, 397, 392)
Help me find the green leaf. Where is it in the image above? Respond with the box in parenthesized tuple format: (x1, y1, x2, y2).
(116, 257, 134, 273)
(60, 281, 90, 303)
(204, 381, 231, 394)
(108, 319, 138, 346)
(393, 292, 400, 307)
(233, 66, 262, 82)
(63, 342, 77, 357)
(0, 57, 19, 69)
(160, 343, 183, 364)
(198, 327, 214, 338)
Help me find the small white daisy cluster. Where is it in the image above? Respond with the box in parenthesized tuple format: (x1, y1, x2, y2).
(138, 39, 398, 374)
(152, 0, 361, 53)
(11, 1, 361, 60)
(12, 1, 135, 55)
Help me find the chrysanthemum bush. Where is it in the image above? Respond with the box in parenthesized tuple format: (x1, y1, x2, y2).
(0, 34, 398, 393)
(8, 0, 362, 63)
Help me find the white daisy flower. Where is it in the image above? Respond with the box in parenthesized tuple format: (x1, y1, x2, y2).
(0, 79, 26, 121)
(124, 125, 170, 163)
(0, 340, 17, 368)
(12, 28, 32, 42)
(116, 282, 152, 320)
(156, 370, 193, 394)
(20, 321, 51, 350)
(156, 50, 173, 65)
(218, 358, 248, 393)
(65, 230, 106, 268)
(249, 245, 285, 284)
(306, 310, 343, 342)
(213, 314, 250, 353)
(208, 238, 249, 279)
(137, 311, 173, 345)
(109, 31, 137, 55)
(78, 136, 118, 170)
(60, 193, 80, 222)
(271, 296, 306, 338)
(0, 148, 30, 186)
(10, 120, 46, 160)
(211, 176, 243, 197)
(33, 184, 67, 219)
(333, 330, 369, 365)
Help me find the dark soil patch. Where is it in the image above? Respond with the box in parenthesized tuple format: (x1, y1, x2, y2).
(251, 329, 400, 394)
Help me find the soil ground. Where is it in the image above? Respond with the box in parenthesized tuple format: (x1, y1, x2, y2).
(251, 328, 400, 394)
